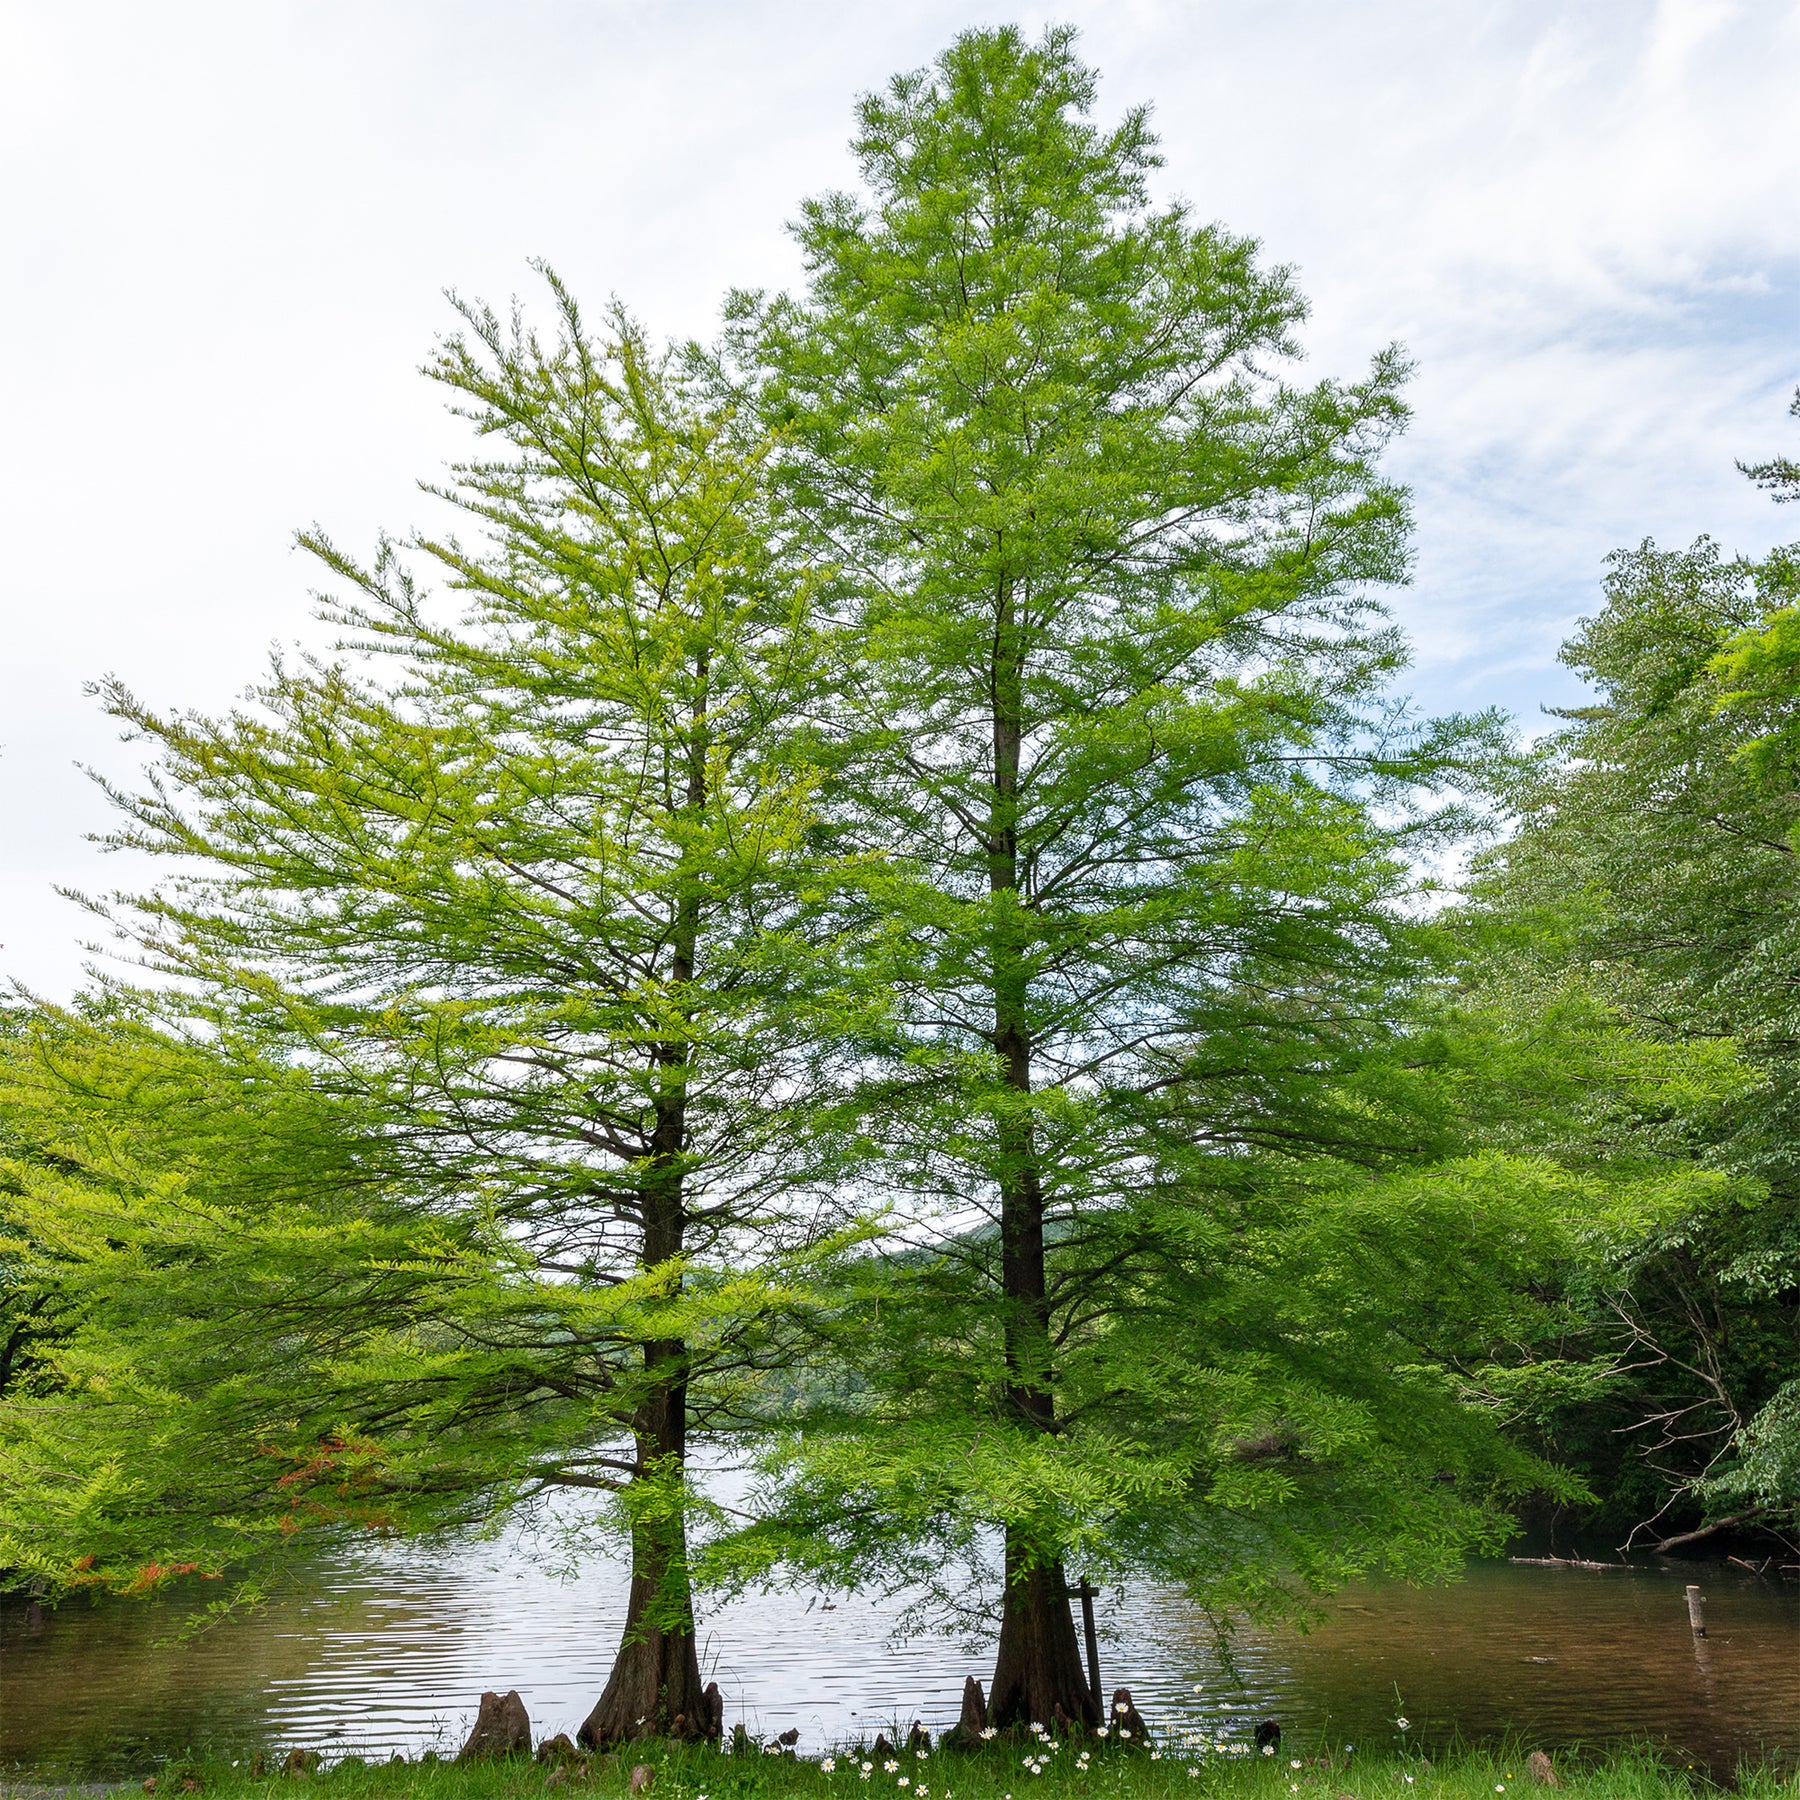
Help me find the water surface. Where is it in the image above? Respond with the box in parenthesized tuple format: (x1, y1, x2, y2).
(2, 1542, 1794, 1779)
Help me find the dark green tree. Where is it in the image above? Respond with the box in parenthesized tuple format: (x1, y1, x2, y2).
(1471, 466, 1800, 1546)
(723, 25, 1555, 1726)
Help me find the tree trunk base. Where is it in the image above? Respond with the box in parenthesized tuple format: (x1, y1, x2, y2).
(578, 1630, 720, 1748)
(988, 1553, 1098, 1732)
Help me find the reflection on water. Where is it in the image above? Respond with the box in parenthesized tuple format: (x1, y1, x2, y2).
(2, 1540, 1795, 1780)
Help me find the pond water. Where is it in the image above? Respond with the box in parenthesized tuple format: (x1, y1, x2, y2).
(2, 1540, 1796, 1781)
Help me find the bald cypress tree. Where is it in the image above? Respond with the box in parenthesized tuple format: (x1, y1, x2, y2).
(69, 283, 847, 1745)
(726, 26, 1533, 1727)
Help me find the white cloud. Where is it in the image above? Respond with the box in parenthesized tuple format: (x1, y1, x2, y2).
(3, 0, 1797, 996)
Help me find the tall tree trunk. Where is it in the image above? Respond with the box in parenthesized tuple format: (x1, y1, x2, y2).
(989, 1540, 1094, 1731)
(581, 660, 714, 1748)
(577, 1310, 709, 1745)
(983, 572, 1097, 1731)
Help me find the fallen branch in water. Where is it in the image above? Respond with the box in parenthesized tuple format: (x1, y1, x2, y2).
(1508, 1555, 1619, 1570)
(1651, 1508, 1766, 1555)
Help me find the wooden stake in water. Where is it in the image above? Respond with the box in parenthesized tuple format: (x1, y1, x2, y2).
(1069, 1579, 1103, 1716)
(1685, 1584, 1707, 1636)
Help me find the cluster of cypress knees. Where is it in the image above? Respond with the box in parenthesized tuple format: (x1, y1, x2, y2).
(447, 1678, 1231, 1767)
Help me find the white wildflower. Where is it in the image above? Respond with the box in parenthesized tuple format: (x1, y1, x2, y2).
(885, 1763, 899, 1774)
(823, 1761, 837, 1774)
(1263, 1746, 1275, 1757)
(1396, 1719, 1410, 1733)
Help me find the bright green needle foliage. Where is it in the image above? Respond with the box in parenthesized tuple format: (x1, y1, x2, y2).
(28, 283, 855, 1742)
(0, 1009, 528, 1591)
(719, 25, 1552, 1724)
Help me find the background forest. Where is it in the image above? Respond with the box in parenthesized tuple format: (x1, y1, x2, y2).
(2, 23, 1796, 1753)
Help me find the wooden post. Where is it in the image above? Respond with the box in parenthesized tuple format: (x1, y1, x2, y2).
(1068, 1580, 1102, 1719)
(1684, 1584, 1706, 1636)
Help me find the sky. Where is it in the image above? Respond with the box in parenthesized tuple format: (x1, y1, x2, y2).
(2, 0, 1798, 1000)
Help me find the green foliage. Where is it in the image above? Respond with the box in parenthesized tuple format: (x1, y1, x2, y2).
(708, 23, 1563, 1642)
(1, 1007, 821, 1594)
(3, 288, 859, 1631)
(16, 23, 1772, 1683)
(744, 1150, 1591, 1626)
(1468, 519, 1800, 1540)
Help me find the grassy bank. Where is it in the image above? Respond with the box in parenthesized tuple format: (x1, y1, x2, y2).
(11, 1740, 1791, 1800)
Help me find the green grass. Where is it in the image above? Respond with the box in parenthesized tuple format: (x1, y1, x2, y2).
(23, 1739, 1790, 1800)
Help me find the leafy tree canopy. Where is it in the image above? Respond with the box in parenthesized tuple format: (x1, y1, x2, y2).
(714, 22, 1572, 1722)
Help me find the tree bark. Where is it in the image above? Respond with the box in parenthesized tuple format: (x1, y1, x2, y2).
(580, 658, 714, 1749)
(983, 570, 1096, 1731)
(579, 1127, 709, 1745)
(988, 1542, 1096, 1730)
(577, 1322, 710, 1744)
(1653, 1508, 1767, 1555)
